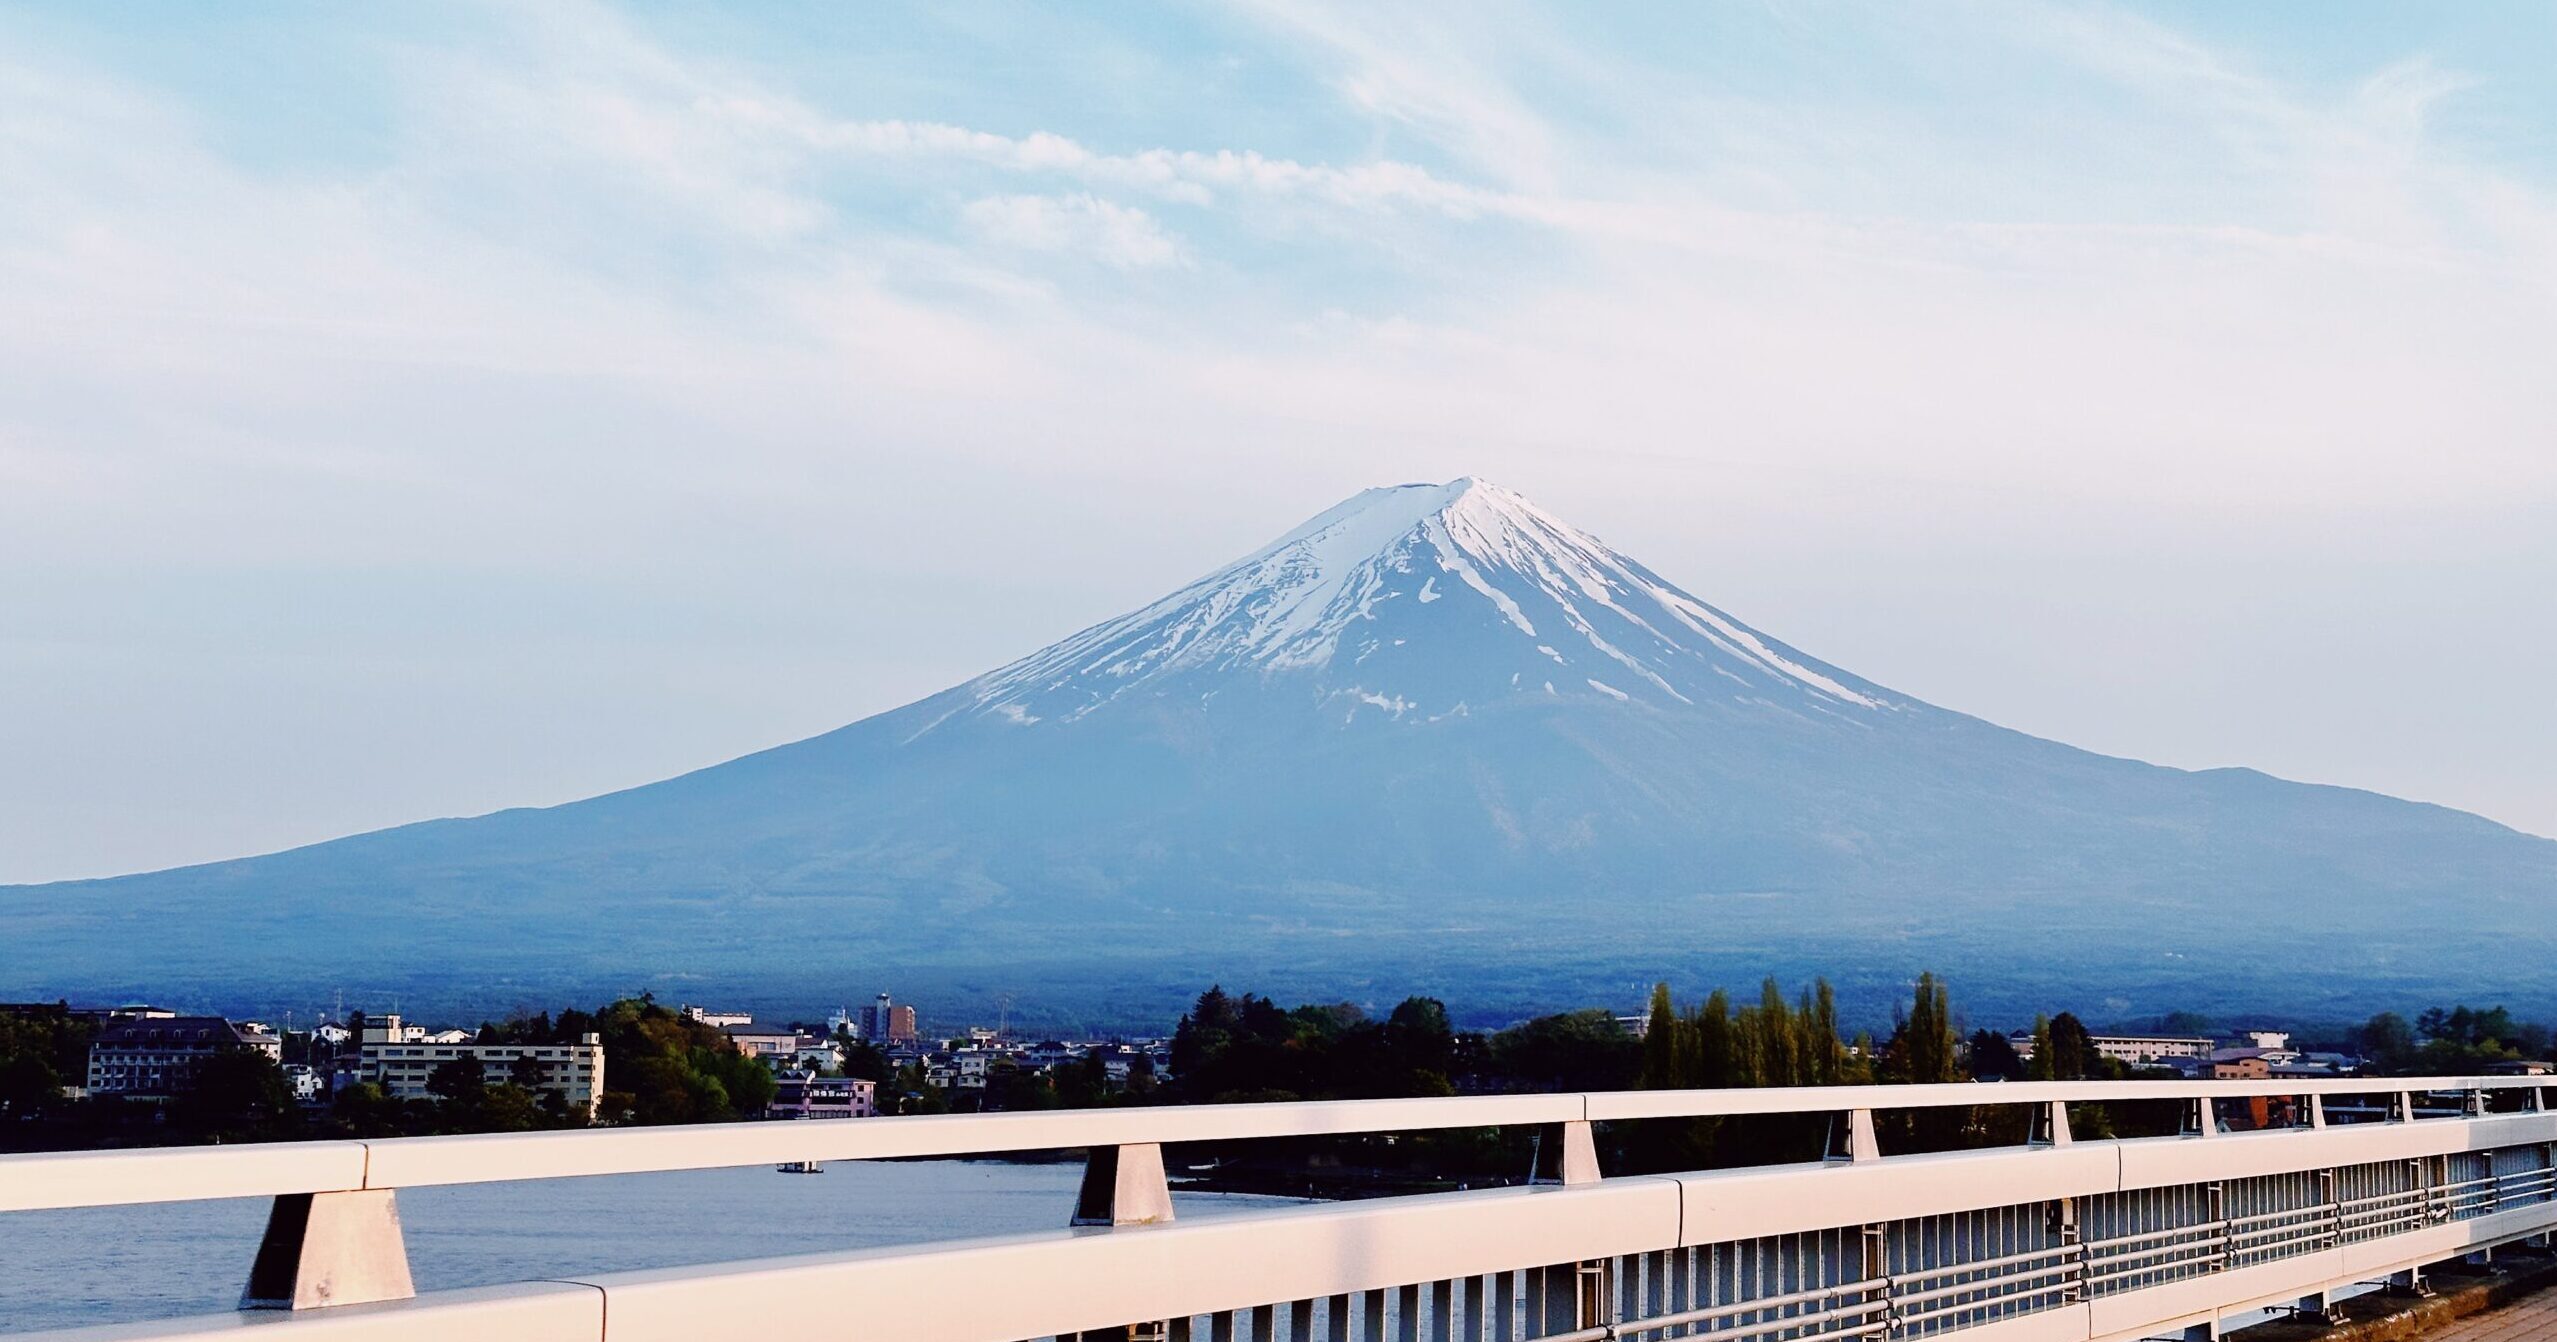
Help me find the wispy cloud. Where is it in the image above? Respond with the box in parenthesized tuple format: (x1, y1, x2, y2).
(961, 193, 1186, 270)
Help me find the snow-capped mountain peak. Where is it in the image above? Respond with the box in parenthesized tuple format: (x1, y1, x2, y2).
(947, 478, 1898, 730)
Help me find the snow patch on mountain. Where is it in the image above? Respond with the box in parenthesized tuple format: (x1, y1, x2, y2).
(944, 477, 1898, 732)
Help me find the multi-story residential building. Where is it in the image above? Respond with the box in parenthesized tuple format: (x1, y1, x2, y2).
(355, 1015, 606, 1119)
(682, 1006, 755, 1028)
(2007, 1032, 2215, 1066)
(767, 1074, 877, 1120)
(86, 1016, 281, 1100)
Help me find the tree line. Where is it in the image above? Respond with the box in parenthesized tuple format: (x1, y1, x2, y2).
(8, 986, 2553, 1159)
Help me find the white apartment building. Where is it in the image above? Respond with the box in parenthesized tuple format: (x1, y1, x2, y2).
(2007, 1032, 2216, 1066)
(356, 1015, 606, 1119)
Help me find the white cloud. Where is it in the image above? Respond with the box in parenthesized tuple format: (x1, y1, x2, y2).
(699, 100, 1496, 216)
(959, 193, 1185, 270)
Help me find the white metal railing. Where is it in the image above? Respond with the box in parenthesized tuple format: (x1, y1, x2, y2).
(6, 1077, 2555, 1341)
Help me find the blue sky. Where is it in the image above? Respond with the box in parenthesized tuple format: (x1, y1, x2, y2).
(4, 2, 2555, 881)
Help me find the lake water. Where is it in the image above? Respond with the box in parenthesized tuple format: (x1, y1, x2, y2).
(0, 1160, 1305, 1334)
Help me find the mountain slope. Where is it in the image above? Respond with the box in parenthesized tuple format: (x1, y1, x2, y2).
(9, 479, 2554, 1024)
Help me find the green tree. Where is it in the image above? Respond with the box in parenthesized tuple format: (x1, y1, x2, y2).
(2025, 1015, 2055, 1081)
(174, 1048, 297, 1140)
(2046, 1013, 2097, 1081)
(427, 1058, 487, 1104)
(1806, 982, 1846, 1086)
(1888, 973, 1959, 1085)
(0, 1053, 63, 1120)
(1693, 990, 1737, 1087)
(1640, 984, 1684, 1090)
(839, 1039, 891, 1084)
(1487, 1011, 1639, 1092)
(1968, 1029, 2024, 1081)
(473, 1084, 546, 1132)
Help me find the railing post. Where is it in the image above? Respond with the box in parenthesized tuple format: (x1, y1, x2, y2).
(1069, 1144, 1178, 1342)
(1524, 1119, 1604, 1334)
(2206, 1182, 2229, 1273)
(2318, 1168, 2341, 1249)
(2307, 1095, 2328, 1129)
(1577, 1260, 1611, 1334)
(2391, 1091, 2415, 1124)
(1827, 1109, 1880, 1163)
(1072, 1143, 1175, 1227)
(2031, 1100, 2072, 1147)
(2183, 1096, 2219, 1139)
(240, 1189, 415, 1311)
(1858, 1223, 1896, 1337)
(1529, 1120, 1600, 1186)
(2051, 1197, 2086, 1303)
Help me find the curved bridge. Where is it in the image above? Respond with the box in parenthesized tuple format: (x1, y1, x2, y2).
(8, 1078, 2556, 1341)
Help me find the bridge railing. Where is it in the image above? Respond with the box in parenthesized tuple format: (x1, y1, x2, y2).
(6, 1077, 2555, 1341)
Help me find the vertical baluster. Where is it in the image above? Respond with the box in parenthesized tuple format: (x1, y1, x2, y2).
(1363, 1289, 1385, 1342)
(1462, 1275, 1487, 1342)
(1427, 1280, 1454, 1342)
(1290, 1298, 1315, 1342)
(1325, 1293, 1352, 1342)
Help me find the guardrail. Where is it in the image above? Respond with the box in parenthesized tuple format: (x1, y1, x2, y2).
(8, 1077, 2556, 1342)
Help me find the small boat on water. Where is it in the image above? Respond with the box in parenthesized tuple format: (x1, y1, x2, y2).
(776, 1159, 824, 1174)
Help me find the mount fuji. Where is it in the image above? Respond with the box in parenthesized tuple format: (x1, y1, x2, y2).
(10, 479, 2555, 1025)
